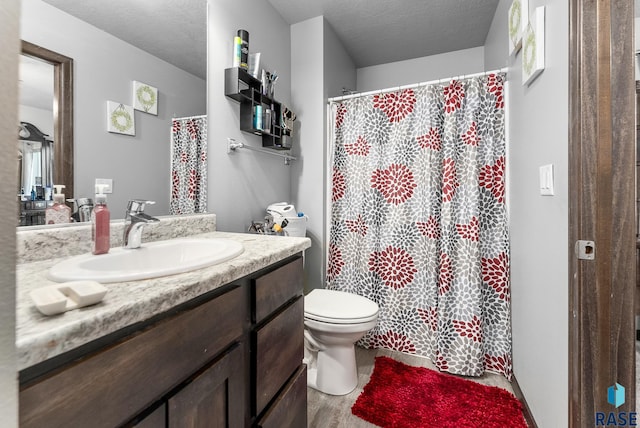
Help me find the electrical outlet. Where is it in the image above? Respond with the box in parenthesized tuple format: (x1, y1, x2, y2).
(95, 178, 113, 194)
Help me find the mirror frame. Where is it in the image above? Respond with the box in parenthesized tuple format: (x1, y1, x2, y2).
(21, 40, 74, 201)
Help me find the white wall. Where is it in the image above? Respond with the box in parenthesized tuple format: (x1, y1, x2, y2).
(207, 0, 292, 233)
(21, 0, 206, 217)
(290, 17, 357, 291)
(323, 21, 357, 101)
(290, 17, 325, 291)
(485, 1, 569, 426)
(0, 0, 19, 425)
(356, 46, 485, 92)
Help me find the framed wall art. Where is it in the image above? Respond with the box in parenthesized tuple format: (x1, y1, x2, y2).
(106, 101, 135, 136)
(508, 0, 528, 56)
(133, 80, 158, 115)
(522, 6, 545, 86)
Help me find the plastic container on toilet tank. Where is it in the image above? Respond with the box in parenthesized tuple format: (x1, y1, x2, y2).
(267, 203, 307, 237)
(284, 213, 308, 237)
(267, 202, 297, 218)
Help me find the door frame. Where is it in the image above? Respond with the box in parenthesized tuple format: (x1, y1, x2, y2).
(568, 0, 636, 425)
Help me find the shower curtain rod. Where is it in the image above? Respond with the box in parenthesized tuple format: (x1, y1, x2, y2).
(172, 114, 207, 120)
(327, 67, 508, 103)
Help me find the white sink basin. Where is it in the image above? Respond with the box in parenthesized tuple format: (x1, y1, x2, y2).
(48, 238, 244, 283)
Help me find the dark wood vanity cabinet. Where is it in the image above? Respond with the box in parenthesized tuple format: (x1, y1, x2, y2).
(252, 256, 307, 428)
(19, 255, 306, 428)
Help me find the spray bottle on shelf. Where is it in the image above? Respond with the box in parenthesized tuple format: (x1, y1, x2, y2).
(45, 185, 71, 224)
(233, 34, 242, 68)
(91, 184, 110, 255)
(237, 29, 249, 70)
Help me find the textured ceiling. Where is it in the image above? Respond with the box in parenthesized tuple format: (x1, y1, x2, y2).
(43, 0, 208, 79)
(267, 0, 499, 68)
(41, 0, 500, 79)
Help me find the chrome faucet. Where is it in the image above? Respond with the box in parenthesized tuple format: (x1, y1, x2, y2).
(123, 199, 159, 249)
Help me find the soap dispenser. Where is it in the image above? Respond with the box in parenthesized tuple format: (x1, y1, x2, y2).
(91, 184, 110, 255)
(45, 185, 71, 224)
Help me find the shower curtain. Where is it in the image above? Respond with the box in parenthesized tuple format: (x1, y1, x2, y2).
(170, 116, 207, 215)
(327, 73, 512, 379)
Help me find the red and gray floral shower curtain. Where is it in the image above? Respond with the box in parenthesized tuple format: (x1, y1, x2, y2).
(327, 73, 512, 379)
(170, 116, 207, 215)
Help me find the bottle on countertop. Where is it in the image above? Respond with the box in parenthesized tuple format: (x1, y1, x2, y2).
(91, 184, 110, 255)
(45, 185, 71, 224)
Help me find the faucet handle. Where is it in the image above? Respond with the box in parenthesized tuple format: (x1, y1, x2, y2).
(126, 199, 155, 214)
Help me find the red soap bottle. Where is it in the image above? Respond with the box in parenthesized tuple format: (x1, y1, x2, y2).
(91, 184, 110, 255)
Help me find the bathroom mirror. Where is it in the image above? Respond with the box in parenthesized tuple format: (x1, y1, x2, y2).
(19, 1, 207, 224)
(19, 40, 73, 225)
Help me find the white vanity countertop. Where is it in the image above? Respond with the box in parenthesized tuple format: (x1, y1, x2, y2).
(16, 231, 311, 371)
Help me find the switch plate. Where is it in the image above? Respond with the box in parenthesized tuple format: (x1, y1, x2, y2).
(95, 178, 113, 194)
(539, 164, 554, 196)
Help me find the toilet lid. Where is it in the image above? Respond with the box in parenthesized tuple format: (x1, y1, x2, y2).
(304, 289, 379, 324)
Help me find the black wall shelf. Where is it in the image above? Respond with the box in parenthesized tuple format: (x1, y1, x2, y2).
(225, 67, 289, 150)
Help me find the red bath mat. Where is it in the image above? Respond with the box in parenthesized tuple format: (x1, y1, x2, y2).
(351, 356, 527, 428)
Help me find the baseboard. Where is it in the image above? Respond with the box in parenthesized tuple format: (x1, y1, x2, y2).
(511, 373, 538, 428)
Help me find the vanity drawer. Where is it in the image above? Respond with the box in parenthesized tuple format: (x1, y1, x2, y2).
(256, 365, 307, 428)
(20, 285, 246, 428)
(254, 296, 304, 416)
(253, 256, 303, 324)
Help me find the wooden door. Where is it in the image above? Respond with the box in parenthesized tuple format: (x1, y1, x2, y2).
(569, 0, 636, 424)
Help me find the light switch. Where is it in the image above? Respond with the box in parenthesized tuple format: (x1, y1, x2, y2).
(539, 164, 554, 196)
(95, 178, 113, 194)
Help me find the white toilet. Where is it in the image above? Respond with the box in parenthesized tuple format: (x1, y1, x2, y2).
(303, 288, 379, 395)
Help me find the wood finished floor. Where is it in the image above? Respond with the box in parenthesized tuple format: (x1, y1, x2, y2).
(307, 346, 516, 428)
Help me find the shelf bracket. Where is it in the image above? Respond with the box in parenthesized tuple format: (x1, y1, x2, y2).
(227, 138, 296, 165)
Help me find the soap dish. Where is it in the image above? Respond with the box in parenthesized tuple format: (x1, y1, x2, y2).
(30, 281, 107, 316)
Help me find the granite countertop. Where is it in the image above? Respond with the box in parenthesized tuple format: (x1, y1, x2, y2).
(16, 231, 311, 371)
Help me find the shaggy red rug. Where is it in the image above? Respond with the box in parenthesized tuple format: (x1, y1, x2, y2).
(352, 356, 527, 428)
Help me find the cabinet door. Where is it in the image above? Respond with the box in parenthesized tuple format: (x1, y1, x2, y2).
(133, 404, 166, 428)
(256, 365, 307, 428)
(169, 343, 245, 428)
(255, 297, 304, 416)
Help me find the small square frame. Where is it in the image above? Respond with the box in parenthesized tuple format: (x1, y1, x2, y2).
(522, 6, 545, 86)
(106, 101, 135, 135)
(508, 0, 529, 56)
(133, 80, 158, 115)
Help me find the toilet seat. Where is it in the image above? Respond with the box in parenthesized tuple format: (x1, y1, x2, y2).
(304, 289, 379, 325)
